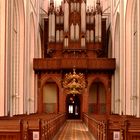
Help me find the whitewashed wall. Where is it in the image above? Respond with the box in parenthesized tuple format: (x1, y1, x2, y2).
(111, 0, 127, 115)
(111, 0, 140, 117)
(23, 0, 41, 114)
(0, 0, 42, 116)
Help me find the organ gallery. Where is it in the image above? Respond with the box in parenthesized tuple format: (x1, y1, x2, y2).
(33, 0, 116, 118)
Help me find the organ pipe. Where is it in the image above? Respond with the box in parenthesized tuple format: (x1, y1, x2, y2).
(81, 1, 86, 32)
(66, 38, 68, 47)
(74, 3, 76, 11)
(70, 24, 74, 41)
(56, 15, 59, 24)
(64, 38, 68, 48)
(48, 13, 52, 42)
(64, 38, 67, 47)
(60, 30, 63, 42)
(90, 15, 94, 24)
(60, 15, 63, 24)
(86, 30, 90, 42)
(64, 1, 69, 32)
(90, 30, 94, 42)
(95, 14, 102, 42)
(77, 3, 80, 12)
(51, 12, 55, 42)
(81, 37, 86, 47)
(71, 3, 74, 12)
(75, 24, 79, 40)
(56, 30, 60, 42)
(86, 14, 90, 24)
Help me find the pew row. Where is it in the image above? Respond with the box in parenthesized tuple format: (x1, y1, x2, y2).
(82, 113, 140, 140)
(0, 119, 28, 140)
(0, 113, 66, 140)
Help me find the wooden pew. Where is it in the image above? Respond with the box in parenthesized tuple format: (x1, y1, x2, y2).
(0, 113, 66, 140)
(24, 113, 66, 140)
(39, 113, 66, 140)
(0, 119, 28, 140)
(126, 117, 140, 140)
(22, 113, 60, 140)
(82, 113, 107, 140)
(82, 113, 140, 140)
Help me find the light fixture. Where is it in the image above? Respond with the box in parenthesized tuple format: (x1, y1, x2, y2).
(62, 69, 86, 94)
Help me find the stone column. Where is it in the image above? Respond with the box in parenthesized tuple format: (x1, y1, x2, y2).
(0, 0, 6, 116)
(137, 0, 140, 117)
(120, 0, 127, 115)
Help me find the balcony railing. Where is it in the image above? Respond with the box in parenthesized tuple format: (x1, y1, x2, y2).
(33, 58, 116, 71)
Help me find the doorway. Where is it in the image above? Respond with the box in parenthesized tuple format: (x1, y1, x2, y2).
(66, 94, 81, 119)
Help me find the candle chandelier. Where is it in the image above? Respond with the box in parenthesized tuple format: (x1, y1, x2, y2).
(62, 69, 86, 94)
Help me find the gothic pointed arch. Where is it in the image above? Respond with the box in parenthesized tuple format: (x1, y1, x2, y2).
(88, 76, 108, 92)
(88, 80, 106, 114)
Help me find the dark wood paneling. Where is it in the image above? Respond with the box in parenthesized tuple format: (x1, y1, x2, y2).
(128, 133, 140, 140)
(33, 58, 116, 71)
(0, 133, 20, 140)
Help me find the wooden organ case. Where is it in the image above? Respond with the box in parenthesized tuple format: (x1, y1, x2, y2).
(34, 0, 116, 117)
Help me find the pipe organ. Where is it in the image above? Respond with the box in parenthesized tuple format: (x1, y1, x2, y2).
(33, 0, 116, 115)
(47, 0, 102, 48)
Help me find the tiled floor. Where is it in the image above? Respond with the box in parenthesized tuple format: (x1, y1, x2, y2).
(53, 120, 96, 140)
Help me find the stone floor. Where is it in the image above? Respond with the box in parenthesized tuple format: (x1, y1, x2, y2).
(53, 120, 96, 140)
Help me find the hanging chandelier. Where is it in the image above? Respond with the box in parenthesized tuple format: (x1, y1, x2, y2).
(62, 69, 86, 94)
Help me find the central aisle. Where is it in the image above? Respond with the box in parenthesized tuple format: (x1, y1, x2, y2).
(53, 120, 96, 140)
